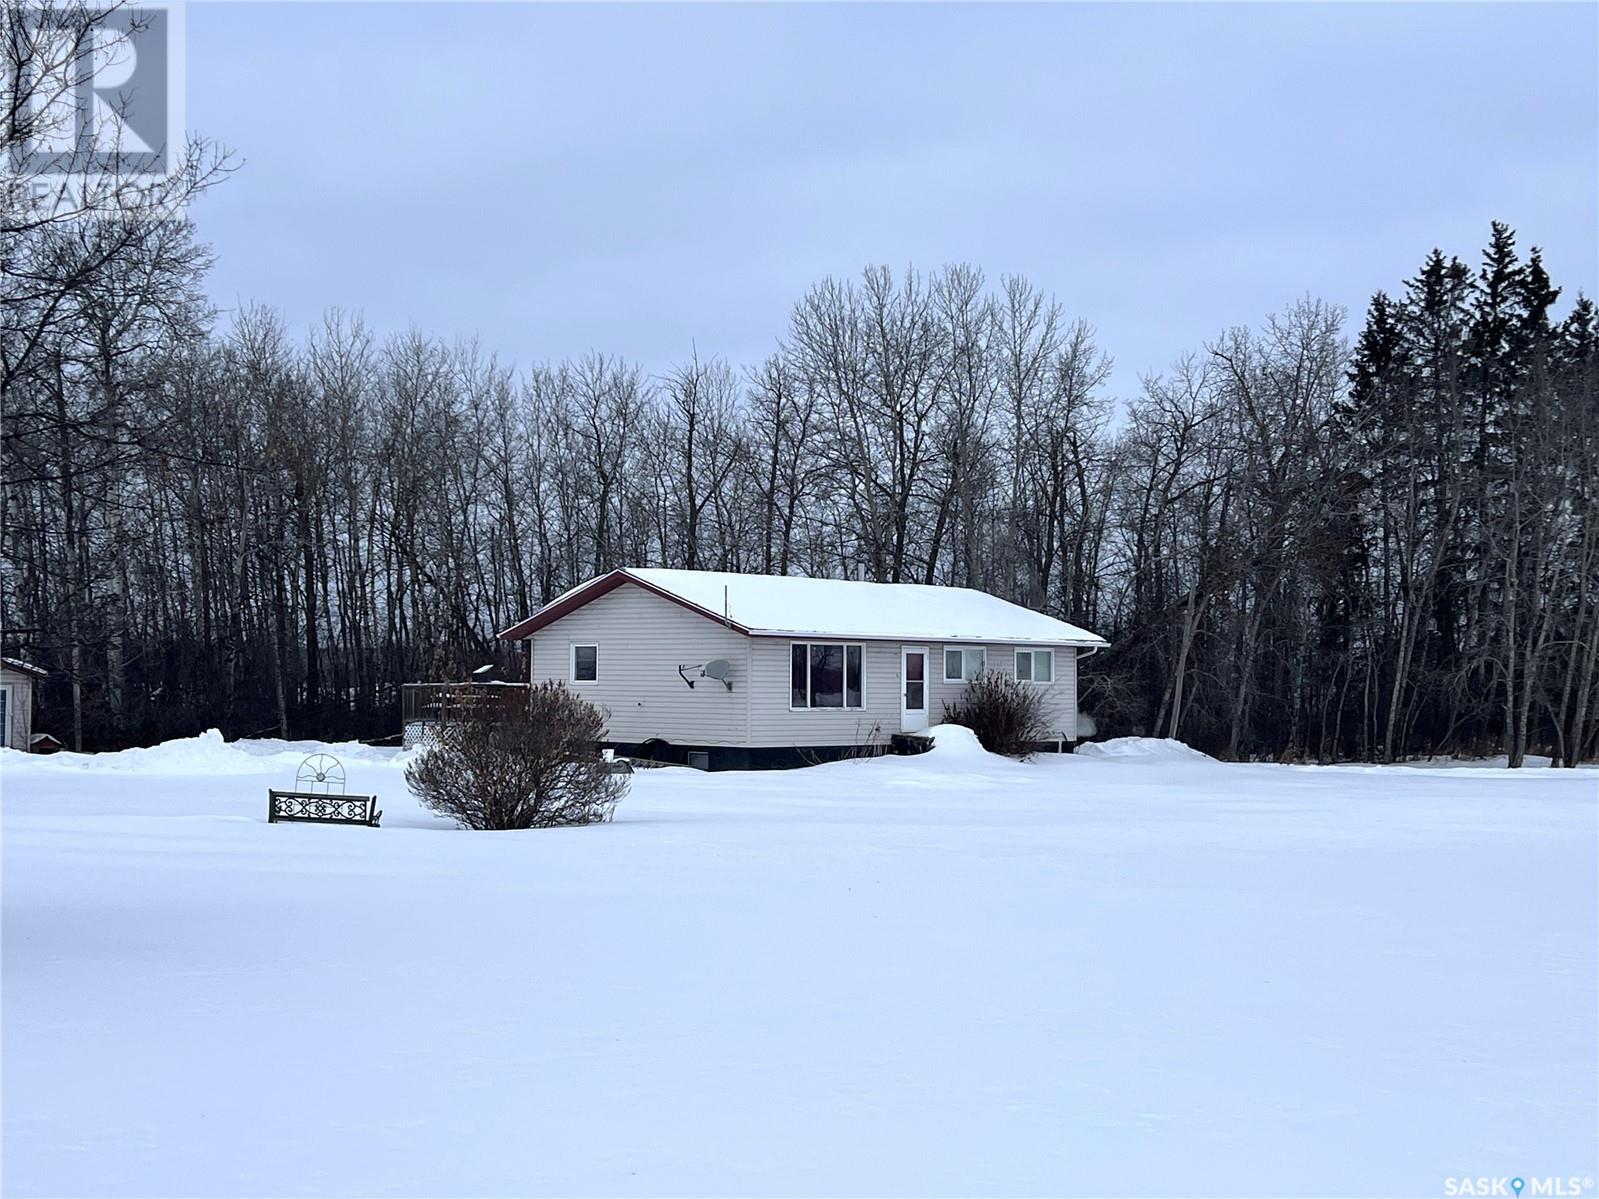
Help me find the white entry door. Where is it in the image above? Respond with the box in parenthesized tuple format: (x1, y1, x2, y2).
(900, 646, 928, 733)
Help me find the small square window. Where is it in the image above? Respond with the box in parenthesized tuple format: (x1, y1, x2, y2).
(943, 646, 986, 682)
(572, 644, 598, 682)
(1016, 649, 1053, 684)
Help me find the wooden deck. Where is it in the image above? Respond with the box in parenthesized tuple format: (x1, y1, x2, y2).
(401, 682, 529, 747)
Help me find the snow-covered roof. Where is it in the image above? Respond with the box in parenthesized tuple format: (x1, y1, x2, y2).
(1, 656, 46, 678)
(500, 568, 1107, 647)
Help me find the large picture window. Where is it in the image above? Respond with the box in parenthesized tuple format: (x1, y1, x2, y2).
(943, 646, 986, 682)
(790, 642, 863, 709)
(1015, 648, 1054, 683)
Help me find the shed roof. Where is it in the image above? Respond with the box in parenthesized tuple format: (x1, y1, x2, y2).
(499, 568, 1108, 647)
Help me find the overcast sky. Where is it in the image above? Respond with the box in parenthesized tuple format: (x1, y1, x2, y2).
(187, 2, 1598, 400)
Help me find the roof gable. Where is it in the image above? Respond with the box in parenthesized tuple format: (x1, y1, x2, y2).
(499, 569, 1106, 647)
(497, 570, 753, 640)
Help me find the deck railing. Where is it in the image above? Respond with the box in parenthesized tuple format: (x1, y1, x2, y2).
(401, 682, 529, 746)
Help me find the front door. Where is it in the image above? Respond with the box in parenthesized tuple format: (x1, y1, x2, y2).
(900, 646, 928, 733)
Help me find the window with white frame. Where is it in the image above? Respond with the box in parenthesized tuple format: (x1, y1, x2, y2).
(1015, 648, 1054, 683)
(790, 642, 863, 709)
(571, 644, 598, 682)
(943, 646, 986, 683)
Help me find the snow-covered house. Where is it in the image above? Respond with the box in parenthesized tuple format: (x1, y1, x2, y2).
(499, 568, 1107, 769)
(1, 657, 47, 752)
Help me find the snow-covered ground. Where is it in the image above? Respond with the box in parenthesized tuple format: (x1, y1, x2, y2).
(3, 730, 1595, 1197)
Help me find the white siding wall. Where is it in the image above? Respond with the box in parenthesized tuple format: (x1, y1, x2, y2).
(928, 644, 1077, 741)
(746, 638, 900, 748)
(0, 667, 35, 751)
(1027, 646, 1078, 740)
(524, 583, 1083, 749)
(748, 639, 1079, 747)
(927, 643, 1011, 724)
(527, 583, 749, 746)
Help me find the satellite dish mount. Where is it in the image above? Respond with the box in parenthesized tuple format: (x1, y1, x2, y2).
(677, 659, 733, 691)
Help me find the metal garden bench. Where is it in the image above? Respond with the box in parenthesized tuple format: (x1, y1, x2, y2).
(267, 754, 381, 827)
(267, 790, 381, 827)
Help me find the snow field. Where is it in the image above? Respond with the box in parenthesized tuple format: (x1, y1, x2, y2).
(3, 732, 1594, 1196)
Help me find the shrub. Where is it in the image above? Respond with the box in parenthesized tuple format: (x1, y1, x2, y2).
(942, 671, 1050, 758)
(405, 681, 626, 830)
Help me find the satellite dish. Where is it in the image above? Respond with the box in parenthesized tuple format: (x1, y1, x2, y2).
(679, 659, 734, 691)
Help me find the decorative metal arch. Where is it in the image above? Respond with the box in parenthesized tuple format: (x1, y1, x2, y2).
(295, 753, 346, 795)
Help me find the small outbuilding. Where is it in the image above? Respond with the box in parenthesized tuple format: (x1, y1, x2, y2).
(1, 658, 47, 752)
(499, 568, 1108, 769)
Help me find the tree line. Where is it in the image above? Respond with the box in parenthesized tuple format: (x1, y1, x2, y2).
(4, 14, 1594, 763)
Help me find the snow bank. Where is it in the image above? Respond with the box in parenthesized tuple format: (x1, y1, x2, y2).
(2, 728, 266, 775)
(233, 736, 407, 766)
(3, 729, 405, 775)
(926, 722, 992, 760)
(1074, 735, 1216, 763)
(1397, 753, 1558, 770)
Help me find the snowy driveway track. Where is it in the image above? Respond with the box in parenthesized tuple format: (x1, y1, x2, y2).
(3, 731, 1595, 1197)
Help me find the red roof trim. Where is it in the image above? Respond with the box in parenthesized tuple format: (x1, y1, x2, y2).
(498, 570, 754, 640)
(497, 572, 626, 639)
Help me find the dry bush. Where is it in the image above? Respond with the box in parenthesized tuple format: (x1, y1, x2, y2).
(943, 671, 1050, 758)
(405, 682, 626, 830)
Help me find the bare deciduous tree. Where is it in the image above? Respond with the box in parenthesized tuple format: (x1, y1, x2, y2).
(4, 229, 1593, 765)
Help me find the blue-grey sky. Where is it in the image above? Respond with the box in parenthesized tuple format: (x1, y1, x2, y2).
(188, 2, 1598, 399)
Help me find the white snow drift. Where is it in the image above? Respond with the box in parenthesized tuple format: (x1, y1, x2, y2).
(1072, 735, 1217, 763)
(2, 731, 1594, 1196)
